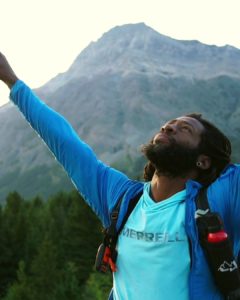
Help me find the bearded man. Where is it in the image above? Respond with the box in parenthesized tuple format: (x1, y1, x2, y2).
(0, 52, 239, 300)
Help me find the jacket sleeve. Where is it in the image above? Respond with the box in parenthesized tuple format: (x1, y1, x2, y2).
(228, 165, 240, 249)
(10, 80, 132, 226)
(208, 164, 240, 256)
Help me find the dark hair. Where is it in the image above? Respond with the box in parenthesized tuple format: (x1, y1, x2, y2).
(143, 113, 232, 186)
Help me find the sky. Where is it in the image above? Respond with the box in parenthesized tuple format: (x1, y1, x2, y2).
(0, 0, 239, 106)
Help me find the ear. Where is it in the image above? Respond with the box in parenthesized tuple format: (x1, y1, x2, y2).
(196, 155, 211, 170)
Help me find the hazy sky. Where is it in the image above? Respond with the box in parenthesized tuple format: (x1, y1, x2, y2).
(0, 0, 239, 106)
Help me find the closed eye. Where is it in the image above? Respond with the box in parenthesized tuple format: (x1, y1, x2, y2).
(180, 125, 192, 133)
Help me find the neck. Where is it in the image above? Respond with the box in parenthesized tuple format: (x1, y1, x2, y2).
(150, 171, 197, 202)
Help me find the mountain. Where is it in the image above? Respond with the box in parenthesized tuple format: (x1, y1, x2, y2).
(0, 23, 240, 201)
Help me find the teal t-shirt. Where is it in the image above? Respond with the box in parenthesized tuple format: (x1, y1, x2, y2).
(113, 182, 190, 300)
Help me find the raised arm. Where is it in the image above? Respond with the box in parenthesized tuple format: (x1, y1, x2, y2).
(0, 53, 132, 226)
(0, 53, 19, 88)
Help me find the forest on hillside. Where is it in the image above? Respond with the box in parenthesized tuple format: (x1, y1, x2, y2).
(0, 190, 112, 300)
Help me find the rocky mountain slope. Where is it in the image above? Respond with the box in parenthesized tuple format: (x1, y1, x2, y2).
(0, 23, 239, 201)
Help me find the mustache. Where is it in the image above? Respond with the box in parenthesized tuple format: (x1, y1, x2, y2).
(153, 133, 176, 145)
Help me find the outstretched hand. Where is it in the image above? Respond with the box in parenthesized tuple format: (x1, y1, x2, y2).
(0, 53, 18, 89)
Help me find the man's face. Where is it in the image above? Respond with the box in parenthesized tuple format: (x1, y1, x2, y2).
(153, 116, 205, 149)
(142, 116, 205, 178)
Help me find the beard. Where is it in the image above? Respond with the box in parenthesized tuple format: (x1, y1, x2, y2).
(141, 138, 200, 178)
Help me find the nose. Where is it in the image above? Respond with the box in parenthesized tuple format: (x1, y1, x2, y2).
(161, 123, 177, 134)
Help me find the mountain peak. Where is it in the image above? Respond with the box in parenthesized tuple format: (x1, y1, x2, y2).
(43, 23, 240, 93)
(101, 22, 157, 37)
(96, 22, 170, 47)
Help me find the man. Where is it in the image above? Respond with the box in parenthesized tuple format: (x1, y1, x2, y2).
(0, 52, 239, 300)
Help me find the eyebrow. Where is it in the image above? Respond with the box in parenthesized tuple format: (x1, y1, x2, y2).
(168, 119, 193, 126)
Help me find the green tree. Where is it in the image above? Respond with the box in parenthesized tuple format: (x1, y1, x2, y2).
(3, 261, 33, 300)
(62, 191, 102, 287)
(24, 196, 46, 271)
(54, 262, 82, 300)
(81, 271, 112, 300)
(0, 192, 27, 297)
(29, 235, 60, 300)
(46, 192, 72, 266)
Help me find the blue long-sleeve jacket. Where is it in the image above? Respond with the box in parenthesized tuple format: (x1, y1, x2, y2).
(10, 80, 240, 300)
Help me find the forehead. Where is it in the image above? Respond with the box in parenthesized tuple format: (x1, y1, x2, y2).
(167, 116, 205, 133)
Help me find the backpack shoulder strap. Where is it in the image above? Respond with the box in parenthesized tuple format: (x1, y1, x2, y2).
(195, 188, 210, 211)
(95, 190, 143, 273)
(195, 188, 240, 299)
(117, 190, 143, 233)
(108, 189, 143, 235)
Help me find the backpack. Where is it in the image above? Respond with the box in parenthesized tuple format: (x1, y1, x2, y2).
(95, 188, 240, 300)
